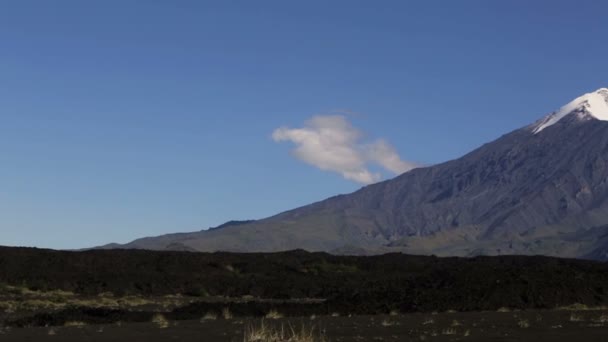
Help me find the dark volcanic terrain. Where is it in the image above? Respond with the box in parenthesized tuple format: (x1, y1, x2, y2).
(3, 246, 608, 321)
(2, 247, 608, 341)
(4, 311, 608, 342)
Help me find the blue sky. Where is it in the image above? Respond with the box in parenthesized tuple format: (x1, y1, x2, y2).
(1, 1, 607, 249)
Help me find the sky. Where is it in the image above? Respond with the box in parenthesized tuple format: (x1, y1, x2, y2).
(1, 0, 607, 249)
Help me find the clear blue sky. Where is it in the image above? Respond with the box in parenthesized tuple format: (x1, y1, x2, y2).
(1, 1, 607, 249)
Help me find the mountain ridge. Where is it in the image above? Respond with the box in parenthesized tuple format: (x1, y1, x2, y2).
(99, 88, 608, 260)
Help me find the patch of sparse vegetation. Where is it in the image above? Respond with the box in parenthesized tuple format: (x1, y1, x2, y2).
(570, 313, 585, 322)
(593, 314, 608, 323)
(243, 320, 327, 342)
(558, 303, 607, 311)
(518, 319, 530, 328)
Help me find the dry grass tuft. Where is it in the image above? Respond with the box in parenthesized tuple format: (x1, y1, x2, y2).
(222, 307, 233, 320)
(151, 313, 170, 329)
(381, 319, 397, 327)
(422, 318, 434, 325)
(570, 313, 585, 322)
(201, 311, 218, 321)
(243, 320, 327, 342)
(441, 328, 457, 335)
(64, 321, 87, 327)
(265, 310, 283, 319)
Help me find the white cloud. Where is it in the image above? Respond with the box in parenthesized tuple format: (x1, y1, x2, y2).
(272, 115, 417, 184)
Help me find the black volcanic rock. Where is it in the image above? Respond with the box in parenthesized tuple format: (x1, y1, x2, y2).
(103, 88, 608, 260)
(4, 246, 608, 320)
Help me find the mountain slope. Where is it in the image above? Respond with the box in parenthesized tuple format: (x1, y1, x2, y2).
(104, 88, 608, 260)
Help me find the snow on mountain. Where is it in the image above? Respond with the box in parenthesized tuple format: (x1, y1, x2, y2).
(533, 88, 608, 134)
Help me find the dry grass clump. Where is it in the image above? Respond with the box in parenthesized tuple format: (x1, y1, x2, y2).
(0, 301, 16, 313)
(64, 321, 87, 327)
(569, 313, 585, 322)
(243, 320, 327, 342)
(441, 328, 457, 335)
(497, 307, 511, 313)
(558, 303, 607, 311)
(593, 314, 608, 323)
(222, 307, 233, 320)
(422, 318, 434, 325)
(0, 285, 74, 299)
(151, 313, 170, 329)
(201, 311, 218, 321)
(381, 319, 397, 327)
(1, 291, 161, 313)
(116, 296, 152, 307)
(517, 319, 530, 328)
(265, 309, 283, 319)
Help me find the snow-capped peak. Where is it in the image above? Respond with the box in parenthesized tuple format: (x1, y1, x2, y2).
(533, 88, 608, 134)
